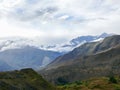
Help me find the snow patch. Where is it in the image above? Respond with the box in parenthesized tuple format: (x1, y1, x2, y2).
(42, 56, 51, 66)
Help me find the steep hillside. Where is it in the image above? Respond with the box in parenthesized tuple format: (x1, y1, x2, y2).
(0, 68, 55, 90)
(40, 35, 120, 84)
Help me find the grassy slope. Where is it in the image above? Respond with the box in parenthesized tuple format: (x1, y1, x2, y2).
(0, 69, 120, 90)
(0, 68, 55, 90)
(57, 76, 120, 90)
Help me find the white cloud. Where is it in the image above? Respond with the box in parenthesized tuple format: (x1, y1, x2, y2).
(0, 0, 120, 44)
(0, 18, 42, 37)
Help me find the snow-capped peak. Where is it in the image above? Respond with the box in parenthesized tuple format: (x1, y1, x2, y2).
(0, 33, 114, 52)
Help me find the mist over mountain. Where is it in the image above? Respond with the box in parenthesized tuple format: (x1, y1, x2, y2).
(0, 33, 113, 52)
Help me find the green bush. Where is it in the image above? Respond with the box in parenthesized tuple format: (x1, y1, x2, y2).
(57, 77, 69, 85)
(109, 76, 117, 84)
(75, 81, 83, 85)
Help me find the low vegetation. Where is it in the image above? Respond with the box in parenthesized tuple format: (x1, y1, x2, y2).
(57, 76, 120, 90)
(0, 69, 120, 90)
(0, 68, 55, 90)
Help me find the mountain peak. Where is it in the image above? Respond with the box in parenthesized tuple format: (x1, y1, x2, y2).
(98, 32, 114, 38)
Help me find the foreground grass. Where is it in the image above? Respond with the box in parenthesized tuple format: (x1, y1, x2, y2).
(57, 76, 120, 90)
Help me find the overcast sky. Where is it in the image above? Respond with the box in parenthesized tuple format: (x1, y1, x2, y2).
(0, 0, 120, 44)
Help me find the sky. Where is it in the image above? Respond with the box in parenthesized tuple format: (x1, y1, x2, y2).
(0, 0, 120, 44)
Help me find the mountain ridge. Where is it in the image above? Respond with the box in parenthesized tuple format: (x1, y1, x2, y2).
(45, 35, 120, 69)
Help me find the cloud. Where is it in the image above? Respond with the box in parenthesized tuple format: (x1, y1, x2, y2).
(0, 0, 120, 44)
(0, 18, 43, 37)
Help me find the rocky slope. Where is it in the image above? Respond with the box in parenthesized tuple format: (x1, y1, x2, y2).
(39, 35, 120, 84)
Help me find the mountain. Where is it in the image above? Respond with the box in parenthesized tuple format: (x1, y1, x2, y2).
(39, 35, 120, 84)
(44, 35, 120, 69)
(0, 33, 113, 71)
(0, 33, 113, 53)
(70, 32, 111, 46)
(0, 68, 55, 90)
(0, 46, 61, 71)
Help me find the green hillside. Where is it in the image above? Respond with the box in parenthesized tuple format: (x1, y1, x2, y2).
(0, 68, 55, 90)
(0, 68, 120, 90)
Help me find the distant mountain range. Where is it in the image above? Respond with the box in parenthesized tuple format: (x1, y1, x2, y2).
(0, 33, 114, 71)
(40, 35, 120, 84)
(0, 33, 113, 52)
(0, 46, 61, 71)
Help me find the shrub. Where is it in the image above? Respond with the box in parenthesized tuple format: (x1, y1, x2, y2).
(109, 76, 117, 84)
(57, 77, 69, 85)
